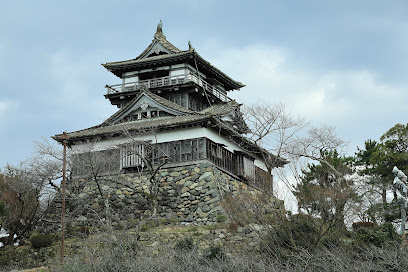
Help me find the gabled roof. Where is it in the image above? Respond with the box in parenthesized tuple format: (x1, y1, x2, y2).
(101, 22, 245, 91)
(135, 27, 182, 60)
(54, 98, 243, 142)
(102, 89, 195, 125)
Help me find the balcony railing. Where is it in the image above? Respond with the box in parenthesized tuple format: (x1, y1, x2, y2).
(105, 74, 231, 102)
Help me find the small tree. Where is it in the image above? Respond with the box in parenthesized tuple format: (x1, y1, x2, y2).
(292, 150, 358, 249)
(355, 123, 408, 223)
(0, 162, 56, 246)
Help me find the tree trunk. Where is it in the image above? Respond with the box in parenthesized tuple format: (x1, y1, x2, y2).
(105, 198, 111, 230)
(152, 198, 158, 218)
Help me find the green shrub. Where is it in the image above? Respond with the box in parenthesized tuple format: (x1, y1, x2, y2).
(175, 236, 194, 250)
(261, 214, 343, 254)
(216, 215, 227, 223)
(30, 234, 55, 249)
(354, 222, 400, 247)
(205, 245, 225, 260)
(283, 214, 320, 250)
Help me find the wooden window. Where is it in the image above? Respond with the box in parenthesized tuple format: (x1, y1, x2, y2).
(150, 138, 207, 164)
(235, 152, 255, 180)
(120, 143, 146, 169)
(166, 93, 189, 109)
(205, 139, 234, 173)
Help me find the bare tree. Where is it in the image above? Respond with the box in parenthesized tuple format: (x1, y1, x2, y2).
(242, 102, 308, 194)
(286, 124, 348, 173)
(66, 123, 171, 234)
(221, 103, 361, 252)
(69, 137, 120, 230)
(0, 159, 58, 246)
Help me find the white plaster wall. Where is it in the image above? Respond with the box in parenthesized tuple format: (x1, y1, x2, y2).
(124, 76, 138, 83)
(71, 126, 268, 171)
(171, 64, 185, 69)
(71, 127, 209, 153)
(170, 69, 187, 77)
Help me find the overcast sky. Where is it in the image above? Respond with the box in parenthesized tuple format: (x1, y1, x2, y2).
(1, 0, 407, 170)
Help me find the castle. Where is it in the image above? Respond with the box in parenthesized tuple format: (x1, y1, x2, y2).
(52, 21, 284, 225)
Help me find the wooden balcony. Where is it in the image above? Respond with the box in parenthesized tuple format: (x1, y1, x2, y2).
(105, 74, 231, 102)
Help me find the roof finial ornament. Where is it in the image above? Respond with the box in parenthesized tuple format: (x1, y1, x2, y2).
(188, 41, 194, 51)
(154, 19, 166, 39)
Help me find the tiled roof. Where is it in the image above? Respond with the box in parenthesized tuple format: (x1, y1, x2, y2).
(102, 90, 195, 126)
(102, 51, 190, 67)
(135, 36, 182, 60)
(54, 115, 210, 141)
(55, 98, 241, 141)
(146, 91, 195, 114)
(102, 51, 244, 89)
(199, 100, 240, 116)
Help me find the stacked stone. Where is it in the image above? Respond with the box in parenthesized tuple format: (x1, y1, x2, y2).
(69, 162, 278, 227)
(137, 224, 269, 253)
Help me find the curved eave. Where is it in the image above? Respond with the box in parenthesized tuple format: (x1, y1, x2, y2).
(52, 116, 211, 143)
(102, 51, 245, 91)
(102, 52, 191, 77)
(192, 51, 245, 90)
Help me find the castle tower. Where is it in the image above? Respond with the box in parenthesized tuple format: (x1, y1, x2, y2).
(54, 21, 283, 184)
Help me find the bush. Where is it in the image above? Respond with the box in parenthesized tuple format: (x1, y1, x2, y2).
(29, 234, 55, 249)
(260, 213, 347, 255)
(354, 222, 400, 247)
(205, 245, 225, 260)
(174, 236, 194, 251)
(48, 240, 408, 272)
(276, 214, 321, 251)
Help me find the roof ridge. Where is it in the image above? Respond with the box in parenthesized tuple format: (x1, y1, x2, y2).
(135, 21, 182, 60)
(101, 93, 144, 126)
(101, 89, 199, 126)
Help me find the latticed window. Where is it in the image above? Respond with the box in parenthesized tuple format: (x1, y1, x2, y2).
(120, 143, 146, 169)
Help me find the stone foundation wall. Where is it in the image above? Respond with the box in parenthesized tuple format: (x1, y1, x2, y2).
(138, 224, 268, 253)
(65, 161, 281, 227)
